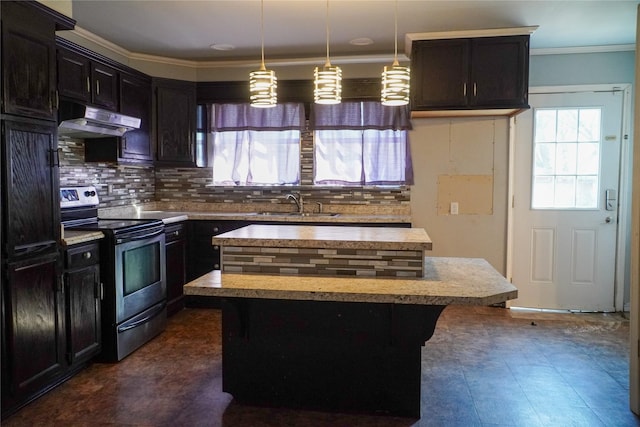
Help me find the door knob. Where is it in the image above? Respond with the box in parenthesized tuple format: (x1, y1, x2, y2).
(605, 216, 613, 223)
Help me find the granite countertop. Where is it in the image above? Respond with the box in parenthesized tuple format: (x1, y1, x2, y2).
(62, 230, 105, 246)
(212, 224, 432, 251)
(131, 210, 411, 224)
(184, 257, 517, 306)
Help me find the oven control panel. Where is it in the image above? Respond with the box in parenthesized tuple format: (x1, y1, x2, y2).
(60, 186, 100, 208)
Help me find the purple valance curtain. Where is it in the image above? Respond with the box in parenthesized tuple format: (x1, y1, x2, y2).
(310, 101, 412, 131)
(212, 102, 305, 131)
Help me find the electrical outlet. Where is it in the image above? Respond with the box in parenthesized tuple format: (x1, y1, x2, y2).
(450, 202, 459, 215)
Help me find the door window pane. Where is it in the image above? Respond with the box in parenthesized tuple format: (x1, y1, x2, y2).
(531, 108, 601, 209)
(578, 109, 601, 142)
(532, 176, 554, 208)
(577, 143, 599, 174)
(534, 110, 557, 142)
(534, 143, 555, 175)
(557, 109, 578, 142)
(576, 176, 598, 208)
(555, 143, 577, 175)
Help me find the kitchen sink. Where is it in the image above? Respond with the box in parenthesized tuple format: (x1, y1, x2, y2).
(256, 212, 340, 217)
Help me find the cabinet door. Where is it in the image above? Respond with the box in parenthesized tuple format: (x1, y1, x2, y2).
(2, 253, 65, 411)
(1, 2, 57, 120)
(57, 47, 91, 103)
(470, 36, 530, 108)
(410, 39, 469, 109)
(65, 263, 101, 366)
(155, 80, 196, 165)
(187, 221, 249, 280)
(165, 224, 186, 316)
(91, 62, 119, 110)
(2, 119, 60, 258)
(120, 73, 152, 161)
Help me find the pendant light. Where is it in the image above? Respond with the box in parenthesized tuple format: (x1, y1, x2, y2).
(314, 0, 341, 104)
(250, 0, 277, 108)
(381, 0, 410, 106)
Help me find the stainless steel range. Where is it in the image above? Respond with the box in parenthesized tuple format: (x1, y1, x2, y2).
(60, 186, 166, 361)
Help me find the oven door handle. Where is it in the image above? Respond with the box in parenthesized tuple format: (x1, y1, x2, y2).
(115, 226, 164, 244)
(117, 302, 166, 333)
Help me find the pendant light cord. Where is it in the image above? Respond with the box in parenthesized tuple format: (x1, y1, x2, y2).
(325, 0, 331, 67)
(393, 0, 399, 66)
(260, 0, 266, 70)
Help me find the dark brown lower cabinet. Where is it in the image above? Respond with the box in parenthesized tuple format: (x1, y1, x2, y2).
(165, 222, 186, 316)
(1, 243, 102, 420)
(2, 252, 65, 418)
(64, 242, 101, 369)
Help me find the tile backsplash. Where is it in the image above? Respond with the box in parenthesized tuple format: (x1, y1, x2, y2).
(59, 139, 155, 207)
(59, 137, 410, 214)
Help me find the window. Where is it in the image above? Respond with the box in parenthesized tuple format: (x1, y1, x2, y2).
(210, 103, 304, 186)
(212, 130, 300, 185)
(311, 101, 413, 186)
(314, 129, 410, 184)
(532, 108, 601, 209)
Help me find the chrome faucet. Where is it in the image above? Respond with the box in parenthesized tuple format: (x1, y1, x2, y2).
(286, 193, 304, 213)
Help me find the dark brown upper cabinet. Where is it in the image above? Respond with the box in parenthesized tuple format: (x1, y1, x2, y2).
(58, 38, 153, 164)
(91, 62, 119, 110)
(410, 35, 530, 114)
(84, 72, 153, 164)
(119, 72, 153, 162)
(153, 78, 197, 166)
(1, 2, 72, 121)
(57, 47, 91, 103)
(57, 45, 118, 111)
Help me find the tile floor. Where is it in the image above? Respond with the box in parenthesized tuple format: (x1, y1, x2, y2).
(3, 305, 638, 426)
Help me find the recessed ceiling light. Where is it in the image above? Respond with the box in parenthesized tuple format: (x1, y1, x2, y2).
(350, 37, 374, 46)
(210, 43, 235, 51)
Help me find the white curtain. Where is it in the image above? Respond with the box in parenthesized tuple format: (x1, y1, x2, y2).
(212, 130, 300, 185)
(314, 129, 410, 185)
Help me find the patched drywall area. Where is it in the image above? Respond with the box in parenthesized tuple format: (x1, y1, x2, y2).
(437, 174, 494, 215)
(409, 117, 509, 274)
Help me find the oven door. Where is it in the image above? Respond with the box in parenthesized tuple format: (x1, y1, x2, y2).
(114, 228, 166, 324)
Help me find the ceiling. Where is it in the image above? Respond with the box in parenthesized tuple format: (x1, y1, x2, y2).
(69, 1, 638, 63)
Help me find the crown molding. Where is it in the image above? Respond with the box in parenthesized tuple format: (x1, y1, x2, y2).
(404, 26, 539, 56)
(67, 26, 405, 70)
(530, 44, 635, 55)
(68, 25, 633, 71)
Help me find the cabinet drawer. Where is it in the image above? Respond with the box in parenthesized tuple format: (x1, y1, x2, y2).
(65, 243, 100, 269)
(164, 223, 185, 244)
(191, 220, 250, 236)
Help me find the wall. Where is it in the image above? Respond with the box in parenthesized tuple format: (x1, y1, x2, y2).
(530, 51, 635, 86)
(409, 117, 509, 273)
(629, 5, 639, 413)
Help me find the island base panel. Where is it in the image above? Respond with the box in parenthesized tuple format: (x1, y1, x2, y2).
(221, 298, 445, 418)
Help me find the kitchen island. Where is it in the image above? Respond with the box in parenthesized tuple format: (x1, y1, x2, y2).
(185, 224, 517, 418)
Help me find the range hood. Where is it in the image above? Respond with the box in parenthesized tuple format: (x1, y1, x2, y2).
(58, 102, 141, 139)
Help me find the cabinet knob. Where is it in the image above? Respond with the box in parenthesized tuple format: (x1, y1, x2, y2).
(213, 245, 219, 250)
(213, 227, 219, 232)
(173, 230, 180, 237)
(83, 251, 92, 260)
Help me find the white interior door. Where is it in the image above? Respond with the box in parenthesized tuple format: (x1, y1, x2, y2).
(512, 90, 623, 311)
